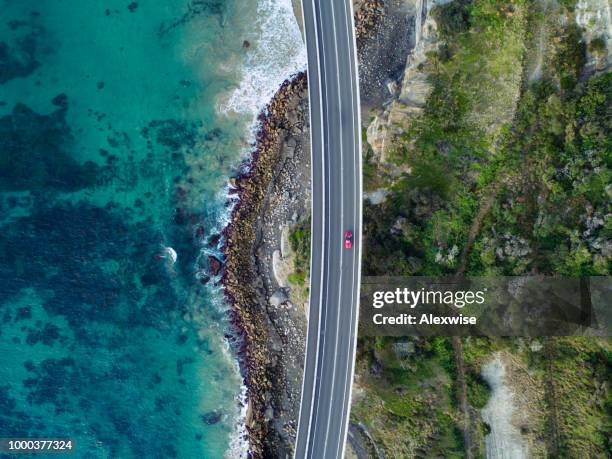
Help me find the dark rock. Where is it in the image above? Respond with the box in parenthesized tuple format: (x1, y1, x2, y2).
(0, 32, 40, 84)
(0, 103, 98, 191)
(147, 119, 197, 151)
(208, 233, 221, 247)
(208, 256, 222, 276)
(204, 128, 222, 141)
(173, 207, 187, 225)
(370, 359, 383, 375)
(15, 306, 32, 321)
(200, 410, 222, 425)
(199, 275, 210, 285)
(51, 93, 68, 109)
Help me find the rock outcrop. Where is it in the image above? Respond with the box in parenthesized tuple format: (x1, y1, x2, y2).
(366, 0, 443, 163)
(357, 0, 418, 108)
(575, 0, 612, 73)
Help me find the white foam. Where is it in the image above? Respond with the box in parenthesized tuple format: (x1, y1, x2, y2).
(219, 0, 307, 129)
(164, 246, 178, 264)
(225, 382, 249, 459)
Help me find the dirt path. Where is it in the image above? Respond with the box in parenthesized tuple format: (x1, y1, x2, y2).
(456, 183, 500, 275)
(529, 0, 554, 82)
(528, 6, 547, 81)
(453, 180, 503, 457)
(452, 336, 474, 459)
(543, 339, 561, 455)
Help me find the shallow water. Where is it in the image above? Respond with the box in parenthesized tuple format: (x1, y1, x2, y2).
(0, 0, 304, 457)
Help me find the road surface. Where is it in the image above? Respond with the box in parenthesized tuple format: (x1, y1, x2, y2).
(295, 0, 362, 457)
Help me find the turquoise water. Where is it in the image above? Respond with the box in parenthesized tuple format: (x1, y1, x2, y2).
(0, 0, 295, 456)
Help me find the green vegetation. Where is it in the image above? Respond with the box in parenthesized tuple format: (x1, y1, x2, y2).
(287, 271, 306, 286)
(554, 23, 586, 90)
(356, 0, 611, 456)
(363, 127, 389, 191)
(530, 337, 611, 457)
(589, 36, 607, 57)
(364, 0, 610, 278)
(470, 73, 611, 276)
(433, 0, 471, 38)
(288, 217, 311, 287)
(368, 0, 529, 276)
(466, 371, 491, 409)
(351, 337, 464, 457)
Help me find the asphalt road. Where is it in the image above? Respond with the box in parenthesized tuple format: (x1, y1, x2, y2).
(294, 0, 362, 457)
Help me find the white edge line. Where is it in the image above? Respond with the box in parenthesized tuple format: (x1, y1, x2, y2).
(336, 0, 356, 455)
(294, 0, 326, 456)
(311, 0, 333, 453)
(322, 0, 344, 453)
(338, 0, 363, 456)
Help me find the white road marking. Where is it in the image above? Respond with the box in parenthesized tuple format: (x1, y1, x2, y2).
(295, 0, 327, 455)
(321, 0, 345, 454)
(310, 0, 335, 453)
(343, 0, 364, 454)
(294, 0, 363, 455)
(336, 0, 360, 456)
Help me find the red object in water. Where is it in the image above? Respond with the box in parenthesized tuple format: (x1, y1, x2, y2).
(344, 231, 353, 249)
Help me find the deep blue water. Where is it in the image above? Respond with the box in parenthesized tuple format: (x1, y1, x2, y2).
(0, 0, 277, 456)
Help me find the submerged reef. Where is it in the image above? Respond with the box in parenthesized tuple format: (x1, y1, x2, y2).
(0, 101, 98, 191)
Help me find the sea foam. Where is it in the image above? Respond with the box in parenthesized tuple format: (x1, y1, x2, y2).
(220, 0, 307, 130)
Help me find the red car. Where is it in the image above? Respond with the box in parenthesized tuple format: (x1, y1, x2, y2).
(344, 231, 353, 249)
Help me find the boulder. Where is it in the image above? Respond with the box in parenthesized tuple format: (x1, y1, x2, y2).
(199, 275, 211, 285)
(270, 289, 289, 307)
(208, 256, 222, 276)
(272, 250, 289, 288)
(208, 233, 221, 247)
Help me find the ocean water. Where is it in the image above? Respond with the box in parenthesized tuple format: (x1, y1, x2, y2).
(0, 0, 305, 457)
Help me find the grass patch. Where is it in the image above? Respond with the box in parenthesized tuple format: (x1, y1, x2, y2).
(288, 217, 310, 286)
(466, 371, 491, 409)
(351, 337, 464, 456)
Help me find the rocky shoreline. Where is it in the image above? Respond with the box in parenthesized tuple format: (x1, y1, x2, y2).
(221, 1, 387, 456)
(222, 72, 308, 458)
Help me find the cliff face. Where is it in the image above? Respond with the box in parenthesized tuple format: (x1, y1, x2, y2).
(365, 0, 443, 163)
(357, 0, 423, 109)
(575, 0, 612, 73)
